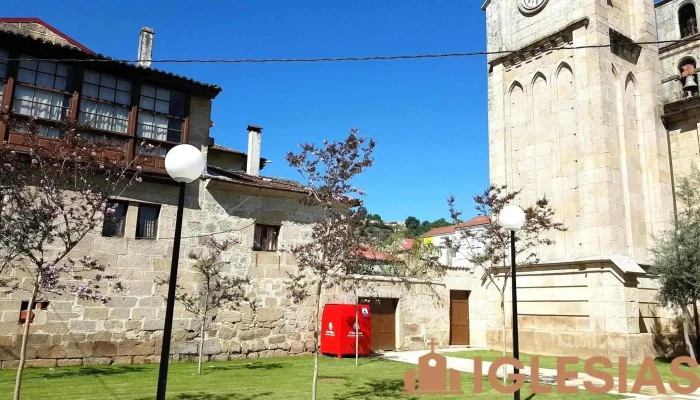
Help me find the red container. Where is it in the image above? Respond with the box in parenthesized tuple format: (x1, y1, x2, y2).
(320, 303, 372, 358)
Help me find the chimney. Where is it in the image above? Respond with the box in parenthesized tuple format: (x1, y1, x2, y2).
(137, 27, 155, 68)
(246, 125, 263, 176)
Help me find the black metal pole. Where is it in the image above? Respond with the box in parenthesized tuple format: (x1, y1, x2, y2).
(156, 181, 186, 400)
(511, 230, 520, 400)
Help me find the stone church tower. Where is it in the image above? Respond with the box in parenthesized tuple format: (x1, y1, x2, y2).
(480, 0, 682, 361)
(485, 0, 675, 265)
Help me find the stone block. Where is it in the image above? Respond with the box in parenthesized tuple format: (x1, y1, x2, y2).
(113, 356, 133, 365)
(26, 334, 52, 346)
(117, 340, 155, 356)
(83, 308, 109, 320)
(142, 320, 164, 331)
(268, 335, 286, 345)
(106, 308, 130, 322)
(36, 345, 67, 359)
(211, 354, 229, 362)
(255, 328, 271, 338)
(92, 341, 118, 357)
(57, 359, 83, 367)
(64, 342, 94, 358)
(202, 339, 221, 355)
(257, 308, 284, 323)
(2, 360, 19, 369)
(104, 320, 125, 331)
(83, 357, 112, 366)
(237, 330, 255, 341)
(273, 349, 288, 357)
(117, 255, 152, 270)
(127, 282, 155, 297)
(25, 358, 57, 368)
(69, 320, 96, 332)
(132, 307, 158, 320)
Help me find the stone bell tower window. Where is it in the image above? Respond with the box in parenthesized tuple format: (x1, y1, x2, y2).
(680, 3, 698, 38)
(679, 57, 698, 97)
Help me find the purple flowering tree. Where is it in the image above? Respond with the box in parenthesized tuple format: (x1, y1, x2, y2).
(156, 237, 251, 375)
(284, 128, 375, 400)
(0, 109, 145, 400)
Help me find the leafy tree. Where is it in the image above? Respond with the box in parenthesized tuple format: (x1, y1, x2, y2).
(157, 237, 251, 374)
(405, 216, 420, 231)
(356, 206, 368, 220)
(651, 164, 700, 360)
(447, 185, 565, 377)
(0, 111, 145, 400)
(285, 128, 375, 400)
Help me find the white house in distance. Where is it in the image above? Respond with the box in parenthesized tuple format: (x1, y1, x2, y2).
(420, 216, 489, 268)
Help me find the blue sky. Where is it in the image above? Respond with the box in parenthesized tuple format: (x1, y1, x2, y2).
(7, 0, 489, 223)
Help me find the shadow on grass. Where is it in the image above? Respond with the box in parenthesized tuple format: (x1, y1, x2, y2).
(334, 378, 416, 400)
(164, 392, 273, 400)
(204, 362, 288, 373)
(24, 365, 148, 381)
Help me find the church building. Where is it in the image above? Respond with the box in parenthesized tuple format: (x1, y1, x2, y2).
(473, 0, 700, 361)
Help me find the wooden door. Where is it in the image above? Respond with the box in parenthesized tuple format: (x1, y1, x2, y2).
(360, 297, 397, 351)
(450, 290, 470, 345)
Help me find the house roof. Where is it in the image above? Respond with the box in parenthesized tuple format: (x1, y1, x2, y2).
(204, 165, 307, 194)
(210, 144, 246, 155)
(400, 238, 414, 250)
(0, 18, 92, 52)
(0, 21, 222, 98)
(421, 215, 490, 238)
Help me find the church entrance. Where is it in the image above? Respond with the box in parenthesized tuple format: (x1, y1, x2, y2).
(359, 297, 397, 351)
(449, 290, 470, 345)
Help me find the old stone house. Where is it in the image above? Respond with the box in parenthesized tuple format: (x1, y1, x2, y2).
(0, 19, 452, 369)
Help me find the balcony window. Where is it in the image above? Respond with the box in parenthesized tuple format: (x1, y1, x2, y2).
(0, 49, 7, 105)
(17, 57, 71, 91)
(13, 57, 72, 137)
(79, 71, 131, 134)
(137, 85, 185, 151)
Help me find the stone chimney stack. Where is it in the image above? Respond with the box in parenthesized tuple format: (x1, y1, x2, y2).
(246, 125, 263, 177)
(137, 27, 155, 68)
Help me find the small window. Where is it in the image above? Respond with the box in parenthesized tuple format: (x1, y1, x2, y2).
(136, 204, 160, 239)
(254, 224, 280, 251)
(102, 201, 128, 237)
(0, 49, 7, 78)
(18, 301, 49, 325)
(680, 3, 698, 38)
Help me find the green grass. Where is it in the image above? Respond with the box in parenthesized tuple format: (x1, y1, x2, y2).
(0, 356, 621, 399)
(449, 350, 700, 383)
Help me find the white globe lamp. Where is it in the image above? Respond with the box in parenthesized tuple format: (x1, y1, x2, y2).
(164, 144, 205, 183)
(499, 204, 526, 231)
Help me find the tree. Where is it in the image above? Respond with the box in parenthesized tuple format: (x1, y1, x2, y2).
(650, 164, 700, 360)
(447, 185, 566, 377)
(0, 111, 146, 399)
(157, 237, 251, 374)
(405, 216, 420, 231)
(284, 128, 375, 400)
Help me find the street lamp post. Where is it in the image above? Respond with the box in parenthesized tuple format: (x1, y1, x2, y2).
(498, 204, 526, 400)
(156, 144, 206, 400)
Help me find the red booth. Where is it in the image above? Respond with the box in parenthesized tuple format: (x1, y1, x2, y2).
(320, 304, 372, 358)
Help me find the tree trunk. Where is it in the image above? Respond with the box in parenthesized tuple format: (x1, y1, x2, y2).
(14, 282, 38, 400)
(682, 306, 697, 360)
(197, 313, 206, 375)
(311, 281, 323, 400)
(693, 302, 699, 361)
(500, 290, 507, 384)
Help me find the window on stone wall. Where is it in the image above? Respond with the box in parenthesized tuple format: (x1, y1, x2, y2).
(136, 85, 186, 156)
(101, 201, 129, 237)
(680, 3, 698, 38)
(254, 224, 279, 251)
(136, 204, 160, 239)
(18, 300, 49, 325)
(79, 70, 131, 134)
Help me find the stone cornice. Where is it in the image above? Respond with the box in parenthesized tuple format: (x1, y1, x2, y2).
(659, 34, 700, 54)
(488, 17, 589, 69)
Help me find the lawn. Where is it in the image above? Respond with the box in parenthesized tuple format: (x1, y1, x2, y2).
(0, 356, 621, 399)
(449, 350, 700, 383)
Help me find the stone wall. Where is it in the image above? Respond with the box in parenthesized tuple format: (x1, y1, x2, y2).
(478, 262, 677, 364)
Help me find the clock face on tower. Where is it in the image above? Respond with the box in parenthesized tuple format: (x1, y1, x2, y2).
(519, 0, 548, 15)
